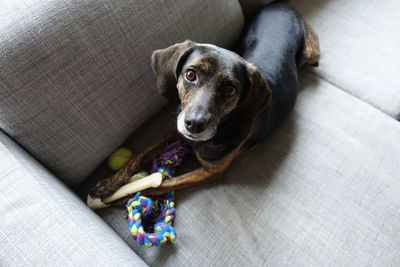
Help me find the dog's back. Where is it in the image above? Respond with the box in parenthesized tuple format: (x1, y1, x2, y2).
(237, 4, 306, 78)
(237, 4, 319, 146)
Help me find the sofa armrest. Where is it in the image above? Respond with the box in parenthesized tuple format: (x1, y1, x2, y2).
(0, 0, 244, 186)
(0, 131, 146, 266)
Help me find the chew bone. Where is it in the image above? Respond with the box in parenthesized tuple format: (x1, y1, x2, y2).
(87, 172, 163, 209)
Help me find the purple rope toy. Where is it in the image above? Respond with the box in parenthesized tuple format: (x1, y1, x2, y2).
(126, 140, 190, 247)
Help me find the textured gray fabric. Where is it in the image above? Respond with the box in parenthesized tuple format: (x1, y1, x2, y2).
(0, 0, 243, 185)
(0, 131, 147, 266)
(96, 72, 400, 266)
(289, 0, 400, 119)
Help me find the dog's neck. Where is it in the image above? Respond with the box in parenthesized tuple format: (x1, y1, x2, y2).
(188, 109, 255, 161)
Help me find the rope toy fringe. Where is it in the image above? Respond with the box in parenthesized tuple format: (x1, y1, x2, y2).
(126, 140, 190, 247)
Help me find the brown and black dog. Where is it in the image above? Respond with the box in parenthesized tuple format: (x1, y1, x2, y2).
(89, 4, 320, 200)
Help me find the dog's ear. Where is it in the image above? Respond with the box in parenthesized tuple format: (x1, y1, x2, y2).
(237, 63, 272, 122)
(151, 40, 195, 102)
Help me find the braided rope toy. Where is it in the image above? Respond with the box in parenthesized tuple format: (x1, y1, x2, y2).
(126, 140, 190, 247)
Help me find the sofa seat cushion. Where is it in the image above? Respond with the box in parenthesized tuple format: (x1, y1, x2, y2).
(0, 0, 243, 185)
(290, 0, 400, 119)
(94, 72, 400, 266)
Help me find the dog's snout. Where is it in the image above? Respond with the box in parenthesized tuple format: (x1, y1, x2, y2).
(184, 107, 211, 134)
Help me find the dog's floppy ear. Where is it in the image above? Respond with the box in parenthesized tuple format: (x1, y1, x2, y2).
(237, 63, 272, 122)
(151, 40, 195, 102)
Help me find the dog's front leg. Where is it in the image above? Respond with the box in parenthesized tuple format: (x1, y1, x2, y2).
(89, 132, 181, 199)
(142, 167, 223, 195)
(143, 147, 242, 195)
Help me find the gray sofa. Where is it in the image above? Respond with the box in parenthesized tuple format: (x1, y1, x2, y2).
(1, 0, 400, 266)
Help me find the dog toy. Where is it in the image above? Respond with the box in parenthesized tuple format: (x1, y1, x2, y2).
(87, 141, 190, 209)
(126, 140, 190, 247)
(108, 147, 133, 171)
(87, 172, 164, 209)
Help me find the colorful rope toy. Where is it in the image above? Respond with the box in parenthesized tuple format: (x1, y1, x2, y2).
(126, 140, 190, 247)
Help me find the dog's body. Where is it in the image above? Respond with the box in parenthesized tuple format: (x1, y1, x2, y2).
(238, 4, 311, 147)
(193, 4, 319, 161)
(90, 4, 320, 199)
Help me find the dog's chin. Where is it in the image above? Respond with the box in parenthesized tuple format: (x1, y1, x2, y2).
(180, 129, 216, 142)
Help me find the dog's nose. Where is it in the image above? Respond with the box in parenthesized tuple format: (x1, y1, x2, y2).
(184, 119, 205, 134)
(184, 108, 210, 134)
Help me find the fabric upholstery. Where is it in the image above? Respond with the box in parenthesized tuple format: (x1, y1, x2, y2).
(0, 0, 243, 185)
(289, 0, 400, 119)
(95, 72, 400, 266)
(0, 131, 147, 266)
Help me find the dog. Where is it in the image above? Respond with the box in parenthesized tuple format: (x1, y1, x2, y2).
(89, 4, 320, 199)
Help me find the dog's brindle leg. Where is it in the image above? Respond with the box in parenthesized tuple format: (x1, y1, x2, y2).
(143, 144, 245, 196)
(142, 168, 220, 196)
(89, 132, 181, 199)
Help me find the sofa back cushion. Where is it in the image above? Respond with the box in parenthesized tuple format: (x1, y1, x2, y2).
(0, 0, 243, 185)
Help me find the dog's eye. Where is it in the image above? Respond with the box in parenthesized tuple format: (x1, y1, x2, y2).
(225, 86, 237, 98)
(185, 70, 197, 82)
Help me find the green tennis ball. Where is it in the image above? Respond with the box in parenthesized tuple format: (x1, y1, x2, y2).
(108, 147, 133, 171)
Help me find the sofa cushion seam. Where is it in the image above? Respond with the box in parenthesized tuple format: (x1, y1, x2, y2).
(307, 70, 399, 121)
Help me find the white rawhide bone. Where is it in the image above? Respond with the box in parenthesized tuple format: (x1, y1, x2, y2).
(87, 172, 163, 210)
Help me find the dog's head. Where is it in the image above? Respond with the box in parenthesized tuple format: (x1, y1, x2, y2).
(151, 40, 271, 142)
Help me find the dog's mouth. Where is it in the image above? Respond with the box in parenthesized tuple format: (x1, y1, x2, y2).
(181, 130, 216, 142)
(177, 111, 217, 142)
